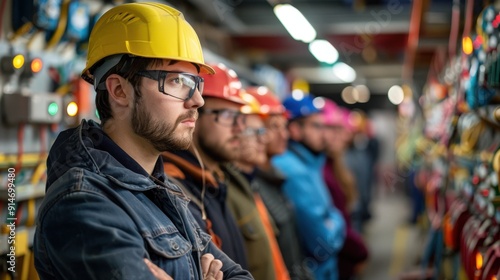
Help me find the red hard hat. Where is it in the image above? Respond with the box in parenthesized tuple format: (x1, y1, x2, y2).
(243, 86, 286, 115)
(200, 63, 246, 104)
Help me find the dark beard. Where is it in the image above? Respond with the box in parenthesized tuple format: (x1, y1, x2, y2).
(198, 135, 239, 163)
(132, 100, 197, 151)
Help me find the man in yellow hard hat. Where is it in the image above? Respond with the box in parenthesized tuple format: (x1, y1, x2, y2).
(33, 3, 252, 280)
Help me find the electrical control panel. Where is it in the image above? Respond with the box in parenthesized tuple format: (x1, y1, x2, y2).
(2, 92, 63, 125)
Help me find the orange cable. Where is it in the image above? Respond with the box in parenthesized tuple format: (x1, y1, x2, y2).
(402, 0, 424, 82)
(448, 0, 460, 63)
(0, 0, 6, 38)
(462, 0, 474, 39)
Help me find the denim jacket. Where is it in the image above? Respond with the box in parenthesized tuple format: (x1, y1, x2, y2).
(34, 120, 253, 280)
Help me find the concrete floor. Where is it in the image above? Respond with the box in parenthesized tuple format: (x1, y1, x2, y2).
(359, 188, 427, 280)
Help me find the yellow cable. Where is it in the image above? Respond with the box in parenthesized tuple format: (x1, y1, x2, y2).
(460, 123, 483, 153)
(493, 149, 500, 172)
(56, 84, 72, 95)
(8, 22, 33, 42)
(30, 162, 46, 186)
(26, 199, 36, 227)
(0, 224, 9, 234)
(0, 153, 46, 167)
(45, 0, 70, 49)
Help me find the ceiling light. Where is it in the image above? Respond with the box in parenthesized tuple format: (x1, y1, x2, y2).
(388, 85, 404, 105)
(273, 4, 317, 43)
(332, 63, 356, 83)
(309, 39, 339, 64)
(354, 85, 370, 103)
(341, 86, 356, 104)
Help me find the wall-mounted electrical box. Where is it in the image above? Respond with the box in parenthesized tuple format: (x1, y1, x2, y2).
(2, 92, 63, 125)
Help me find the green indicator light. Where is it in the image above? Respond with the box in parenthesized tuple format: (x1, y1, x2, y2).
(48, 102, 59, 116)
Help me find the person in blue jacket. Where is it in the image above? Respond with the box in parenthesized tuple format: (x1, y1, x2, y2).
(33, 3, 252, 280)
(272, 95, 346, 280)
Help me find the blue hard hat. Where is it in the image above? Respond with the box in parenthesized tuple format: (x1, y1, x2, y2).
(283, 95, 322, 120)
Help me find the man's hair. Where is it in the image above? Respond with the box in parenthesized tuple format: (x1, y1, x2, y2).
(95, 56, 163, 125)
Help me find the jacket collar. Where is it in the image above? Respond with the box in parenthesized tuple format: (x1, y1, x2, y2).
(287, 141, 326, 168)
(254, 166, 286, 186)
(46, 120, 161, 192)
(162, 150, 218, 187)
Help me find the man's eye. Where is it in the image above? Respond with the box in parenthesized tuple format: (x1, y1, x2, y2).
(166, 75, 183, 86)
(219, 110, 233, 119)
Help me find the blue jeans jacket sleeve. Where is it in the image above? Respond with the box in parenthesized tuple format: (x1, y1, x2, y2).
(35, 191, 157, 280)
(202, 241, 251, 279)
(35, 185, 254, 280)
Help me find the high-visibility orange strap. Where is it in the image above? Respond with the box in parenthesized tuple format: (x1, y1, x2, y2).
(254, 193, 290, 280)
(205, 219, 222, 249)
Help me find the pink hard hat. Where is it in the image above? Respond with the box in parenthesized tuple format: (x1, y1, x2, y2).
(323, 99, 342, 126)
(322, 99, 354, 131)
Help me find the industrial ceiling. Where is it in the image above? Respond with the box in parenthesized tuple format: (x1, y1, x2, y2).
(167, 0, 482, 109)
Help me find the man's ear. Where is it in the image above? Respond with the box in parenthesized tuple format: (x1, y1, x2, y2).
(106, 74, 130, 107)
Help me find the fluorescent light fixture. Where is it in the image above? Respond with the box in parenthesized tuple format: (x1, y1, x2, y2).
(309, 39, 339, 64)
(274, 4, 317, 43)
(332, 62, 356, 83)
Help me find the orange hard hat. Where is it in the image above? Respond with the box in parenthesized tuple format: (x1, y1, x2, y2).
(243, 86, 286, 115)
(200, 63, 246, 104)
(239, 91, 263, 114)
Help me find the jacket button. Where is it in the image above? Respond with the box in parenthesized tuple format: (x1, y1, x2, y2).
(171, 242, 180, 251)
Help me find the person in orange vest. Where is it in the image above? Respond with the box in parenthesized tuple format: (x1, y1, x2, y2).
(227, 89, 291, 280)
(242, 86, 314, 280)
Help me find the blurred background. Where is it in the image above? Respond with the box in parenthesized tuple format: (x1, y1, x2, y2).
(1, 0, 500, 279)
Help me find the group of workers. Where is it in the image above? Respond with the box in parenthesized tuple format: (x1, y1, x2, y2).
(32, 2, 373, 280)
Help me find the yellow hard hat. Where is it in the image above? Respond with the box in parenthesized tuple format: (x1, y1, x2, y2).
(81, 2, 214, 85)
